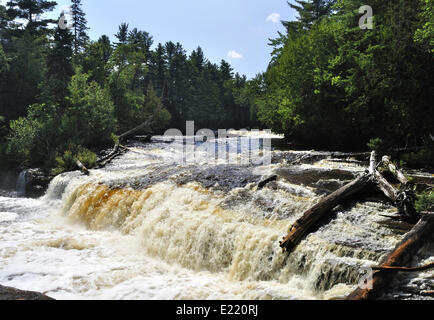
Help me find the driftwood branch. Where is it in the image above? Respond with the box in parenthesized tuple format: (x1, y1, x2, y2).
(346, 213, 434, 300)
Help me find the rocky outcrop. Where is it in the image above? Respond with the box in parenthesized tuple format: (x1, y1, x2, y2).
(0, 285, 54, 300)
(23, 169, 55, 198)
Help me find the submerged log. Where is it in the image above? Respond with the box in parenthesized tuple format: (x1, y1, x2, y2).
(258, 175, 278, 190)
(279, 172, 374, 252)
(346, 213, 434, 300)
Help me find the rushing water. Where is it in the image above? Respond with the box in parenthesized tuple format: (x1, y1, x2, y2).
(0, 134, 433, 300)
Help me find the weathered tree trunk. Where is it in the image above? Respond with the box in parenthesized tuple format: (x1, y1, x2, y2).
(118, 117, 153, 144)
(372, 154, 418, 221)
(76, 159, 90, 175)
(97, 114, 155, 169)
(382, 156, 409, 185)
(96, 144, 127, 168)
(346, 213, 434, 300)
(279, 172, 375, 252)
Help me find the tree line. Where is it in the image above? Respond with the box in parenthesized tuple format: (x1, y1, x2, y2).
(255, 0, 433, 160)
(0, 0, 254, 172)
(0, 0, 433, 173)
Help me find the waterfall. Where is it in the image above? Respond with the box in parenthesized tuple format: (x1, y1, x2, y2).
(3, 138, 429, 300)
(16, 169, 29, 197)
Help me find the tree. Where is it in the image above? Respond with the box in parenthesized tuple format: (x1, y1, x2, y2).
(415, 0, 434, 53)
(39, 26, 74, 105)
(82, 35, 112, 85)
(6, 0, 57, 35)
(288, 0, 336, 30)
(70, 0, 89, 54)
(63, 69, 117, 147)
(115, 23, 129, 46)
(257, 0, 434, 151)
(0, 4, 9, 41)
(1, 31, 46, 120)
(149, 43, 166, 97)
(7, 103, 59, 165)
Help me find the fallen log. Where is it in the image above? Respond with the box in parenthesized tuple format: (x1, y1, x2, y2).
(346, 212, 434, 300)
(96, 115, 155, 169)
(279, 172, 375, 253)
(371, 153, 418, 221)
(96, 144, 129, 168)
(382, 156, 409, 186)
(75, 159, 90, 175)
(118, 117, 153, 144)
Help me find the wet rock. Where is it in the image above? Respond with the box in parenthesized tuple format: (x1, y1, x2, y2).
(0, 170, 18, 190)
(25, 169, 54, 198)
(0, 285, 54, 300)
(314, 179, 347, 195)
(175, 165, 260, 191)
(275, 167, 355, 189)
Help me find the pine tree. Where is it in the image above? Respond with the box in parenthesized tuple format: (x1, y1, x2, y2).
(288, 0, 336, 29)
(6, 0, 57, 35)
(115, 23, 129, 46)
(39, 26, 74, 105)
(70, 0, 89, 54)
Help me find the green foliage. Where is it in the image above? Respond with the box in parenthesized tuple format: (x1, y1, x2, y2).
(64, 70, 117, 147)
(52, 146, 97, 175)
(401, 143, 434, 168)
(415, 0, 434, 53)
(255, 0, 434, 150)
(415, 191, 434, 213)
(367, 138, 384, 152)
(1, 32, 47, 120)
(71, 0, 89, 54)
(7, 104, 59, 166)
(6, 0, 57, 35)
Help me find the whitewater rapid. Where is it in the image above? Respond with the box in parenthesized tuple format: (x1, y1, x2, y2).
(1, 136, 433, 300)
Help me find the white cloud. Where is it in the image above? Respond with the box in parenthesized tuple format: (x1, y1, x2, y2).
(267, 13, 281, 23)
(227, 50, 243, 60)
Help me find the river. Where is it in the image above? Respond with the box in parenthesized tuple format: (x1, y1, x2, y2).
(0, 132, 433, 300)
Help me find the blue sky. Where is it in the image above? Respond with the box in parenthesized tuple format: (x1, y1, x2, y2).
(2, 0, 297, 78)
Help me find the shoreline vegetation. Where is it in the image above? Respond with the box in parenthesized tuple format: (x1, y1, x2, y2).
(0, 0, 433, 175)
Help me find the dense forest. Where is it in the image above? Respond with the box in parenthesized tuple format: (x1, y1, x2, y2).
(0, 0, 433, 173)
(253, 0, 434, 154)
(0, 0, 254, 172)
